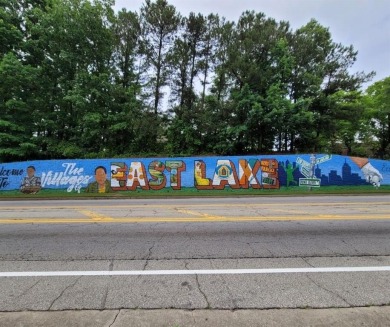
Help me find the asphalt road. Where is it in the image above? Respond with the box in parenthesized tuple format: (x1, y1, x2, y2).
(1, 195, 390, 314)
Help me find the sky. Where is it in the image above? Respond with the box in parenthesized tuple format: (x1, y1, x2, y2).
(114, 0, 390, 89)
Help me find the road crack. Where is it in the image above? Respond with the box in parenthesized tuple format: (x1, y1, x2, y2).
(48, 276, 82, 310)
(109, 310, 120, 327)
(301, 257, 352, 306)
(100, 259, 114, 310)
(100, 283, 111, 309)
(143, 231, 166, 270)
(301, 256, 315, 267)
(143, 242, 156, 270)
(195, 274, 210, 309)
(17, 280, 41, 298)
(109, 259, 114, 271)
(305, 274, 352, 307)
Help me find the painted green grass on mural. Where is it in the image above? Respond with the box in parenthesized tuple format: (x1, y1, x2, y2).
(1, 186, 390, 199)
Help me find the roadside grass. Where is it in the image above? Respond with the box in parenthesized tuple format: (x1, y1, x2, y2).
(1, 185, 390, 199)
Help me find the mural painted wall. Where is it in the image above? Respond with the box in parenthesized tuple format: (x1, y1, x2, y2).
(0, 154, 388, 194)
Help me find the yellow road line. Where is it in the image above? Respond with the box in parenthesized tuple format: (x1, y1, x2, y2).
(1, 214, 390, 224)
(176, 209, 226, 219)
(265, 209, 312, 214)
(77, 210, 113, 221)
(1, 201, 389, 210)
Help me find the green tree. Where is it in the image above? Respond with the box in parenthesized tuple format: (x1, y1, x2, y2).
(0, 0, 50, 162)
(326, 90, 365, 155)
(211, 18, 234, 102)
(289, 19, 374, 153)
(198, 14, 220, 109)
(169, 12, 206, 111)
(363, 77, 390, 158)
(31, 0, 116, 158)
(0, 0, 23, 56)
(227, 84, 275, 154)
(167, 12, 213, 154)
(108, 9, 153, 156)
(113, 9, 142, 90)
(0, 53, 40, 161)
(221, 11, 290, 94)
(140, 0, 180, 115)
(0, 1, 380, 160)
(211, 11, 293, 153)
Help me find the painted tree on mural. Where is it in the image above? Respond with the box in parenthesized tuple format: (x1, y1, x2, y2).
(0, 0, 387, 163)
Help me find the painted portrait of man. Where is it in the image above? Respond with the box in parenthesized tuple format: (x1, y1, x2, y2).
(20, 166, 42, 194)
(85, 166, 113, 193)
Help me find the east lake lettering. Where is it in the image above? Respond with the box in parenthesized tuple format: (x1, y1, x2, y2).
(110, 159, 279, 191)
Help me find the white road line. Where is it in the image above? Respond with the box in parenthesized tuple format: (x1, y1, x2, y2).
(1, 266, 390, 277)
